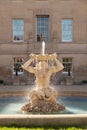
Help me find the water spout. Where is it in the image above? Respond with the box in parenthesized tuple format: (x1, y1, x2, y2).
(41, 41, 45, 55)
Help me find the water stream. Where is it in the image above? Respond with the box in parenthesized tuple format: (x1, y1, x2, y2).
(41, 41, 45, 55)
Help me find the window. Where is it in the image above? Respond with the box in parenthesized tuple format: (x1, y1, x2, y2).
(13, 20, 24, 42)
(62, 58, 73, 76)
(62, 19, 72, 42)
(13, 57, 24, 76)
(36, 15, 49, 42)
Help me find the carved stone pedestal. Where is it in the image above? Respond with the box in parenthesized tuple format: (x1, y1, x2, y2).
(21, 87, 65, 113)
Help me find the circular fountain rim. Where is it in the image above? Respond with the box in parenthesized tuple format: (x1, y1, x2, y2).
(0, 114, 87, 126)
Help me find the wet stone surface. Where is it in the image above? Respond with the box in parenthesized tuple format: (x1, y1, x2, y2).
(21, 100, 65, 113)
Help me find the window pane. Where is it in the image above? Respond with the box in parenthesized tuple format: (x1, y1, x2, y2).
(13, 20, 24, 42)
(36, 15, 49, 42)
(62, 57, 72, 73)
(13, 57, 24, 75)
(62, 19, 72, 42)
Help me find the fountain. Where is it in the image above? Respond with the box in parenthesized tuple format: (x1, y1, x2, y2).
(21, 41, 65, 113)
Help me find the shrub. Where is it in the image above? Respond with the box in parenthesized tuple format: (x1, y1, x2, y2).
(82, 80, 87, 84)
(0, 80, 4, 84)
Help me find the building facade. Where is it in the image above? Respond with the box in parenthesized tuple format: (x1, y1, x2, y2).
(0, 0, 87, 85)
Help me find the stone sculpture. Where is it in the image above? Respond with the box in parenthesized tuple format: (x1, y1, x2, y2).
(21, 41, 65, 113)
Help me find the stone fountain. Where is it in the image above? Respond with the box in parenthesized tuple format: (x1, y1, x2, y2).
(21, 41, 65, 113)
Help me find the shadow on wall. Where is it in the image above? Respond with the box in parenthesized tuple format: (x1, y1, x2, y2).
(0, 66, 12, 85)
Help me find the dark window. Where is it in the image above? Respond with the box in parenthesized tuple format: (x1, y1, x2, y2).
(13, 57, 24, 76)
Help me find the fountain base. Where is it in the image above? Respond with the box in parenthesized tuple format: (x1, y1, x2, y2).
(21, 87, 65, 113)
(21, 100, 65, 113)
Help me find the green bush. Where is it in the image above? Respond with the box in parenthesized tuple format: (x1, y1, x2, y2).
(0, 126, 86, 130)
(82, 80, 87, 84)
(0, 80, 4, 84)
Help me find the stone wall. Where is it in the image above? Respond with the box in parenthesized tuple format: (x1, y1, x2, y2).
(0, 66, 12, 84)
(0, 0, 87, 84)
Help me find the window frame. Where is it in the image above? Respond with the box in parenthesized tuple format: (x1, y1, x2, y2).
(62, 57, 73, 76)
(13, 57, 24, 75)
(62, 19, 73, 42)
(12, 19, 24, 42)
(36, 15, 50, 42)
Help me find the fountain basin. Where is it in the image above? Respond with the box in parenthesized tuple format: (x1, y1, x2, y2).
(0, 96, 87, 126)
(0, 96, 87, 114)
(0, 114, 87, 126)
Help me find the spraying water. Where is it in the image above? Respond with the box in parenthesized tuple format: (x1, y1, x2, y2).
(41, 41, 45, 55)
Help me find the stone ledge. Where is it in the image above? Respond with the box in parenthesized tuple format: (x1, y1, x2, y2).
(0, 91, 27, 97)
(0, 114, 87, 126)
(58, 91, 87, 97)
(0, 91, 87, 97)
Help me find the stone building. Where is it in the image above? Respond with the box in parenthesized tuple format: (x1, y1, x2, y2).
(0, 0, 87, 85)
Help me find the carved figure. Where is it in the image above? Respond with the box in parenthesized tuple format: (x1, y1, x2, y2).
(21, 42, 65, 113)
